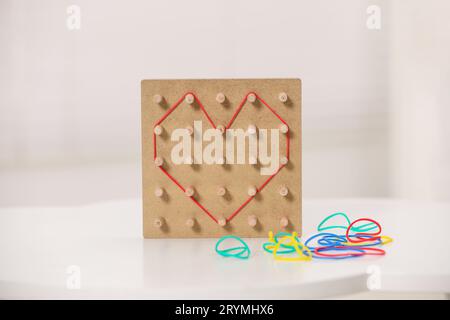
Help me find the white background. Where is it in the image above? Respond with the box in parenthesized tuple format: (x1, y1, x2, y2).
(0, 0, 449, 206)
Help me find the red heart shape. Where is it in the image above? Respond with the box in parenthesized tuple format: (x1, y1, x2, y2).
(153, 92, 290, 224)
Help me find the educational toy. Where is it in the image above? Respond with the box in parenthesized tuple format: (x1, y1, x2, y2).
(141, 79, 301, 238)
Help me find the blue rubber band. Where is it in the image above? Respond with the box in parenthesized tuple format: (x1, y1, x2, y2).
(303, 232, 383, 259)
(304, 232, 340, 250)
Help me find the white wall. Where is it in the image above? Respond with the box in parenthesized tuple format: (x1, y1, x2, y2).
(389, 0, 450, 201)
(0, 0, 390, 202)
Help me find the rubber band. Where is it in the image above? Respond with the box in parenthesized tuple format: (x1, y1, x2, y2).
(313, 246, 385, 259)
(380, 235, 393, 245)
(272, 231, 300, 244)
(315, 246, 366, 258)
(263, 242, 296, 254)
(215, 235, 250, 260)
(346, 218, 382, 243)
(321, 234, 382, 247)
(352, 222, 379, 233)
(304, 232, 342, 251)
(314, 246, 366, 258)
(304, 232, 366, 260)
(318, 234, 347, 247)
(317, 212, 351, 231)
(358, 247, 386, 256)
(155, 91, 290, 224)
(261, 215, 392, 261)
(273, 236, 312, 261)
(265, 232, 312, 261)
(317, 212, 378, 233)
(262, 231, 302, 254)
(303, 224, 391, 260)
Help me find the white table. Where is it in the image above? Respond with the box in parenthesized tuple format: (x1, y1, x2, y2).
(0, 198, 449, 299)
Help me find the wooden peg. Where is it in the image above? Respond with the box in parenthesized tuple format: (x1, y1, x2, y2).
(218, 217, 227, 227)
(248, 215, 258, 227)
(247, 186, 257, 196)
(154, 187, 164, 198)
(217, 186, 226, 196)
(216, 92, 226, 104)
(153, 94, 163, 104)
(185, 93, 195, 105)
(186, 218, 196, 228)
(247, 124, 257, 135)
(279, 124, 289, 134)
(186, 125, 194, 135)
(153, 217, 165, 228)
(247, 93, 256, 103)
(154, 157, 164, 167)
(279, 185, 289, 197)
(280, 216, 289, 228)
(216, 124, 225, 134)
(185, 186, 195, 197)
(280, 156, 288, 165)
(278, 92, 288, 103)
(154, 125, 163, 135)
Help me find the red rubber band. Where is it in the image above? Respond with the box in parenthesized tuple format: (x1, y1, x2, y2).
(257, 94, 288, 125)
(358, 247, 386, 256)
(257, 165, 284, 192)
(153, 133, 157, 160)
(153, 92, 290, 224)
(226, 94, 250, 129)
(189, 92, 216, 129)
(346, 218, 382, 243)
(226, 195, 254, 222)
(159, 167, 185, 192)
(315, 246, 386, 258)
(155, 94, 186, 126)
(314, 246, 366, 258)
(190, 197, 218, 223)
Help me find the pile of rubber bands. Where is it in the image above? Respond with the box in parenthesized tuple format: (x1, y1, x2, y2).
(215, 212, 393, 261)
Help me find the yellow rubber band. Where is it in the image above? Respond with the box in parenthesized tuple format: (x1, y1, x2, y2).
(272, 232, 312, 262)
(380, 235, 393, 245)
(342, 235, 393, 246)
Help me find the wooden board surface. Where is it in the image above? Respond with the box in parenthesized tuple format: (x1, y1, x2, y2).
(141, 79, 301, 238)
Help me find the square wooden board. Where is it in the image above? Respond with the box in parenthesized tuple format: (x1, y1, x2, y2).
(141, 79, 301, 238)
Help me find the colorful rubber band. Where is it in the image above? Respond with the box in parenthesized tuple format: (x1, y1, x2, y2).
(215, 235, 250, 260)
(314, 246, 366, 258)
(346, 218, 382, 243)
(317, 212, 378, 233)
(272, 233, 312, 261)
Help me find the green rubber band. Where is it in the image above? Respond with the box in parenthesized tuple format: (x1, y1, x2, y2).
(352, 222, 378, 232)
(318, 212, 378, 233)
(317, 212, 351, 231)
(262, 242, 296, 254)
(215, 235, 250, 260)
(274, 231, 300, 243)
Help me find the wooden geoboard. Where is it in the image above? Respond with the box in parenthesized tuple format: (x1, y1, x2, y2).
(141, 79, 301, 238)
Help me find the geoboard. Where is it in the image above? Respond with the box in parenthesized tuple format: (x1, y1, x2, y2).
(141, 79, 301, 238)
